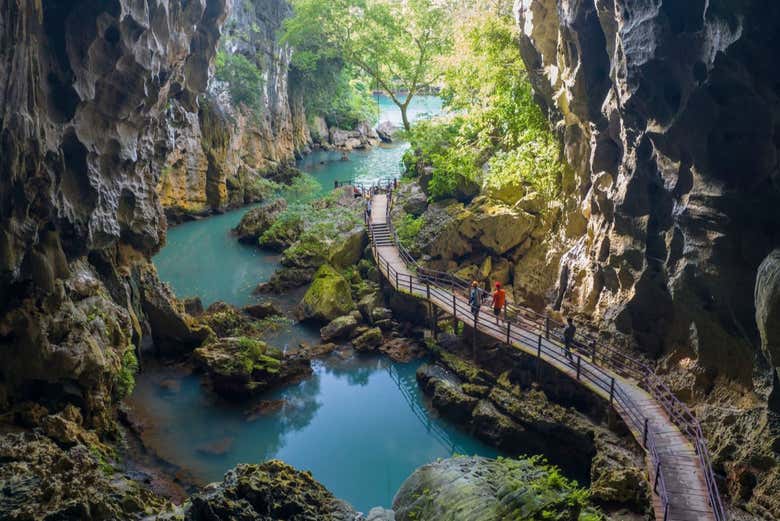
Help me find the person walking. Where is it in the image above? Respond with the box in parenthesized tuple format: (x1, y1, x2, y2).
(469, 281, 481, 318)
(563, 317, 576, 361)
(366, 198, 372, 218)
(491, 282, 506, 325)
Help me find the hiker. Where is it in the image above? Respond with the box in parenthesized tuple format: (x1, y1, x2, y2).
(491, 282, 506, 324)
(341, 151, 349, 161)
(353, 185, 361, 198)
(563, 317, 576, 361)
(468, 280, 481, 317)
(366, 198, 372, 218)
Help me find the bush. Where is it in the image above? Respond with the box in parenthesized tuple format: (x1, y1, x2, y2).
(396, 214, 424, 250)
(215, 50, 263, 113)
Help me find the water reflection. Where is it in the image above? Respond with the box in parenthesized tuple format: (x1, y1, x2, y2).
(128, 354, 502, 512)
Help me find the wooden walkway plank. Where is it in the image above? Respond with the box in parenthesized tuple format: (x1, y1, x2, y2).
(366, 192, 722, 521)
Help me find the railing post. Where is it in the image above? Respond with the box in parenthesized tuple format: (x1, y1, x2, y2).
(654, 462, 661, 493)
(545, 315, 550, 339)
(506, 322, 511, 344)
(426, 282, 430, 301)
(643, 417, 649, 448)
(590, 340, 596, 364)
(452, 294, 456, 317)
(409, 275, 412, 293)
(395, 270, 399, 289)
(609, 377, 615, 404)
(576, 356, 581, 380)
(536, 334, 543, 380)
(663, 503, 669, 521)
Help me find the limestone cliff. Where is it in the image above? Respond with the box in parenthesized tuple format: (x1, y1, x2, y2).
(513, 1, 780, 516)
(0, 0, 226, 432)
(157, 0, 311, 221)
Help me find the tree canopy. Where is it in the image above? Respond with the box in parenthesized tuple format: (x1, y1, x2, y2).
(284, 0, 452, 130)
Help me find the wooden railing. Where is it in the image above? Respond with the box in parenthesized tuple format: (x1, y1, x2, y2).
(355, 181, 726, 521)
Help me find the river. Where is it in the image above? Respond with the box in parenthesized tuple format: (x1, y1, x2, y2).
(134, 95, 505, 513)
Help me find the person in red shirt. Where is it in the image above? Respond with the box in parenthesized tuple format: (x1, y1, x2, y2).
(491, 282, 506, 324)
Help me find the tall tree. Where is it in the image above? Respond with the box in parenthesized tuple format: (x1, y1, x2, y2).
(284, 0, 452, 131)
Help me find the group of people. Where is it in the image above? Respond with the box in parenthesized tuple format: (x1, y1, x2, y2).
(467, 280, 577, 361)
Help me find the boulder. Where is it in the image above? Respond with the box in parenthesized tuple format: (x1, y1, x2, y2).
(193, 337, 310, 399)
(393, 456, 600, 521)
(371, 307, 393, 322)
(352, 327, 383, 351)
(298, 265, 355, 322)
(184, 460, 359, 521)
(329, 228, 368, 269)
(458, 200, 537, 255)
(358, 292, 384, 322)
(256, 267, 316, 293)
(233, 198, 287, 244)
(378, 338, 425, 363)
(243, 301, 282, 319)
(320, 315, 359, 341)
(376, 121, 398, 143)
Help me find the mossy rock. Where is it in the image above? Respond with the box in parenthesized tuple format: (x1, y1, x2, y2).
(192, 337, 305, 399)
(298, 265, 355, 322)
(184, 459, 358, 520)
(352, 327, 383, 351)
(328, 228, 367, 269)
(393, 456, 605, 521)
(432, 347, 495, 387)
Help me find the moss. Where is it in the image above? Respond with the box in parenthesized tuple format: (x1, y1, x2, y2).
(430, 346, 495, 386)
(234, 337, 282, 375)
(299, 264, 356, 322)
(115, 346, 138, 399)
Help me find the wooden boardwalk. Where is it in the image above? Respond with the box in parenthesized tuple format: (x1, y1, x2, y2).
(368, 193, 718, 521)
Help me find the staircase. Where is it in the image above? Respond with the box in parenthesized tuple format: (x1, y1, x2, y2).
(370, 222, 393, 247)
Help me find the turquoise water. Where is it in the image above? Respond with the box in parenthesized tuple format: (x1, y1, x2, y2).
(144, 95, 511, 511)
(153, 95, 441, 309)
(130, 355, 501, 512)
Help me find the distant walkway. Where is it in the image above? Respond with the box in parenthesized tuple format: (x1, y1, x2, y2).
(365, 190, 725, 521)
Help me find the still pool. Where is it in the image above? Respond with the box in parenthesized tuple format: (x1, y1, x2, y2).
(128, 354, 502, 512)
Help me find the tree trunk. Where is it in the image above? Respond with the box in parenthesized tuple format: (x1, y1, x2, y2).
(400, 102, 411, 132)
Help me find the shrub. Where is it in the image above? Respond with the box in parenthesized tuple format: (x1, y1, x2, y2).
(215, 50, 263, 113)
(396, 214, 424, 250)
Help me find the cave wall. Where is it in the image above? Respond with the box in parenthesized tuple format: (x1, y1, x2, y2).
(514, 1, 780, 514)
(0, 0, 227, 432)
(156, 0, 311, 221)
(514, 0, 780, 393)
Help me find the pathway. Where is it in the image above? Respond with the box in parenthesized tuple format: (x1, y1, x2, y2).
(366, 191, 723, 521)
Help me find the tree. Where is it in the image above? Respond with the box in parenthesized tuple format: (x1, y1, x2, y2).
(284, 0, 452, 131)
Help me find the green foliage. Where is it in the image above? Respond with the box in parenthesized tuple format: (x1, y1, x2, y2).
(215, 50, 263, 113)
(404, 3, 563, 204)
(323, 76, 380, 129)
(396, 214, 424, 249)
(285, 0, 452, 130)
(116, 346, 138, 399)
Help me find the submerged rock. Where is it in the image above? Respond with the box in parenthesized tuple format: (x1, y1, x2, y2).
(392, 456, 602, 521)
(243, 301, 283, 320)
(298, 265, 356, 322)
(378, 338, 425, 363)
(183, 460, 359, 521)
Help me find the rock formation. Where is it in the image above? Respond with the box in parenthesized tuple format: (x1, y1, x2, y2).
(513, 1, 780, 515)
(0, 0, 227, 431)
(156, 0, 310, 221)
